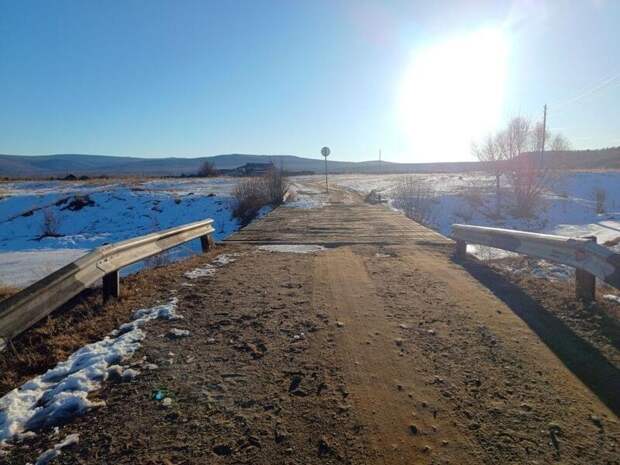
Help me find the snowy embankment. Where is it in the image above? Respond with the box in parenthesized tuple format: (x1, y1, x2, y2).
(0, 178, 250, 287)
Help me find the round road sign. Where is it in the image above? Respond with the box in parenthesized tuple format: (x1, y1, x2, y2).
(321, 146, 330, 157)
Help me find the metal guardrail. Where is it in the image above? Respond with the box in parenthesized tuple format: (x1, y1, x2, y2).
(0, 219, 215, 350)
(451, 224, 620, 301)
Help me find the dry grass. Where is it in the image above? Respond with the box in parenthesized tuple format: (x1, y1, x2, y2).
(0, 285, 20, 302)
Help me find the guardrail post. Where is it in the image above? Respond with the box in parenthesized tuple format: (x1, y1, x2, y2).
(455, 240, 467, 259)
(575, 236, 596, 302)
(102, 271, 120, 301)
(200, 234, 214, 253)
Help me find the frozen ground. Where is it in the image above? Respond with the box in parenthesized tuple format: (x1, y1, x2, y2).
(0, 178, 248, 287)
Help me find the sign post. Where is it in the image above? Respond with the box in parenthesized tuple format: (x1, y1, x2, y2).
(321, 146, 330, 193)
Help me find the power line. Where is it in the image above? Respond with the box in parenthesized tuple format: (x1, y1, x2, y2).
(554, 70, 620, 110)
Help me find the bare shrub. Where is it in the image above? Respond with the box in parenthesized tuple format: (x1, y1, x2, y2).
(506, 155, 550, 218)
(40, 208, 62, 238)
(472, 136, 504, 214)
(198, 160, 218, 177)
(0, 285, 19, 302)
(594, 188, 606, 214)
(232, 167, 289, 225)
(233, 177, 269, 225)
(263, 166, 289, 206)
(392, 177, 438, 226)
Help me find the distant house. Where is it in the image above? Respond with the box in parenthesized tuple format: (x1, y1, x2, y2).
(227, 162, 274, 176)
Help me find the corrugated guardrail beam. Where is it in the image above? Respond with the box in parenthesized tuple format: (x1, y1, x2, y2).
(451, 224, 620, 301)
(0, 218, 215, 350)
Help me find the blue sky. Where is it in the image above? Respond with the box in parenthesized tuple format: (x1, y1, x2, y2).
(1, 0, 619, 163)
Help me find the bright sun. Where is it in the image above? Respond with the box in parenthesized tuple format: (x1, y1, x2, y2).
(397, 27, 509, 162)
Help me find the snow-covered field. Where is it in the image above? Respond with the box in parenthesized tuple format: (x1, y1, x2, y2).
(0, 178, 250, 287)
(321, 171, 620, 252)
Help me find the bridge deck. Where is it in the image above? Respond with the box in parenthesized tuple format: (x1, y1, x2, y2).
(225, 187, 450, 246)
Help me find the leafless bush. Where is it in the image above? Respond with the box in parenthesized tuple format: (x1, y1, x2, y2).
(40, 208, 62, 238)
(232, 167, 289, 225)
(0, 285, 19, 302)
(262, 166, 289, 206)
(233, 177, 269, 225)
(594, 188, 606, 214)
(392, 177, 438, 226)
(197, 160, 218, 177)
(506, 156, 550, 218)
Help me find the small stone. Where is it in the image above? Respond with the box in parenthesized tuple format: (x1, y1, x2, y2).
(275, 426, 290, 444)
(213, 444, 232, 456)
(162, 397, 173, 407)
(422, 445, 432, 453)
(395, 338, 404, 347)
(589, 415, 603, 428)
(441, 440, 449, 447)
(409, 424, 418, 435)
(121, 368, 139, 382)
(336, 321, 345, 328)
(167, 328, 191, 338)
(207, 337, 216, 344)
(427, 329, 436, 335)
(318, 436, 333, 456)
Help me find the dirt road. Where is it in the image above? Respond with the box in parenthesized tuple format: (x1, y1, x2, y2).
(5, 184, 619, 464)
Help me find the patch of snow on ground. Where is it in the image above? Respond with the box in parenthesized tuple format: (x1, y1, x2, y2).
(0, 299, 179, 444)
(603, 294, 620, 304)
(258, 244, 326, 254)
(34, 433, 79, 465)
(284, 183, 328, 209)
(183, 253, 239, 280)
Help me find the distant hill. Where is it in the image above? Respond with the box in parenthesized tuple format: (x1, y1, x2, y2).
(0, 153, 479, 178)
(1, 148, 618, 178)
(536, 147, 620, 170)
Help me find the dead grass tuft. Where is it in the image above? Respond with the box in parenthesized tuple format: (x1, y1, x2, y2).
(0, 285, 20, 302)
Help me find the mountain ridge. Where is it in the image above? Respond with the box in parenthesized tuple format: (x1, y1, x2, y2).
(1, 148, 619, 178)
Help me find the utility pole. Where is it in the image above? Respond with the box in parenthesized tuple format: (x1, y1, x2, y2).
(540, 104, 547, 169)
(379, 149, 382, 173)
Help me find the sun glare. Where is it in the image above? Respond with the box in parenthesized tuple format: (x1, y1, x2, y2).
(397, 27, 509, 162)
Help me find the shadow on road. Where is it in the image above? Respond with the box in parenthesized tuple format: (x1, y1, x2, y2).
(460, 259, 620, 416)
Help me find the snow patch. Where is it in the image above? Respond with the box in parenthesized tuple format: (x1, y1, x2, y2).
(34, 433, 79, 465)
(258, 244, 326, 254)
(183, 253, 239, 280)
(167, 328, 191, 338)
(0, 299, 178, 444)
(603, 294, 620, 304)
(284, 184, 328, 209)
